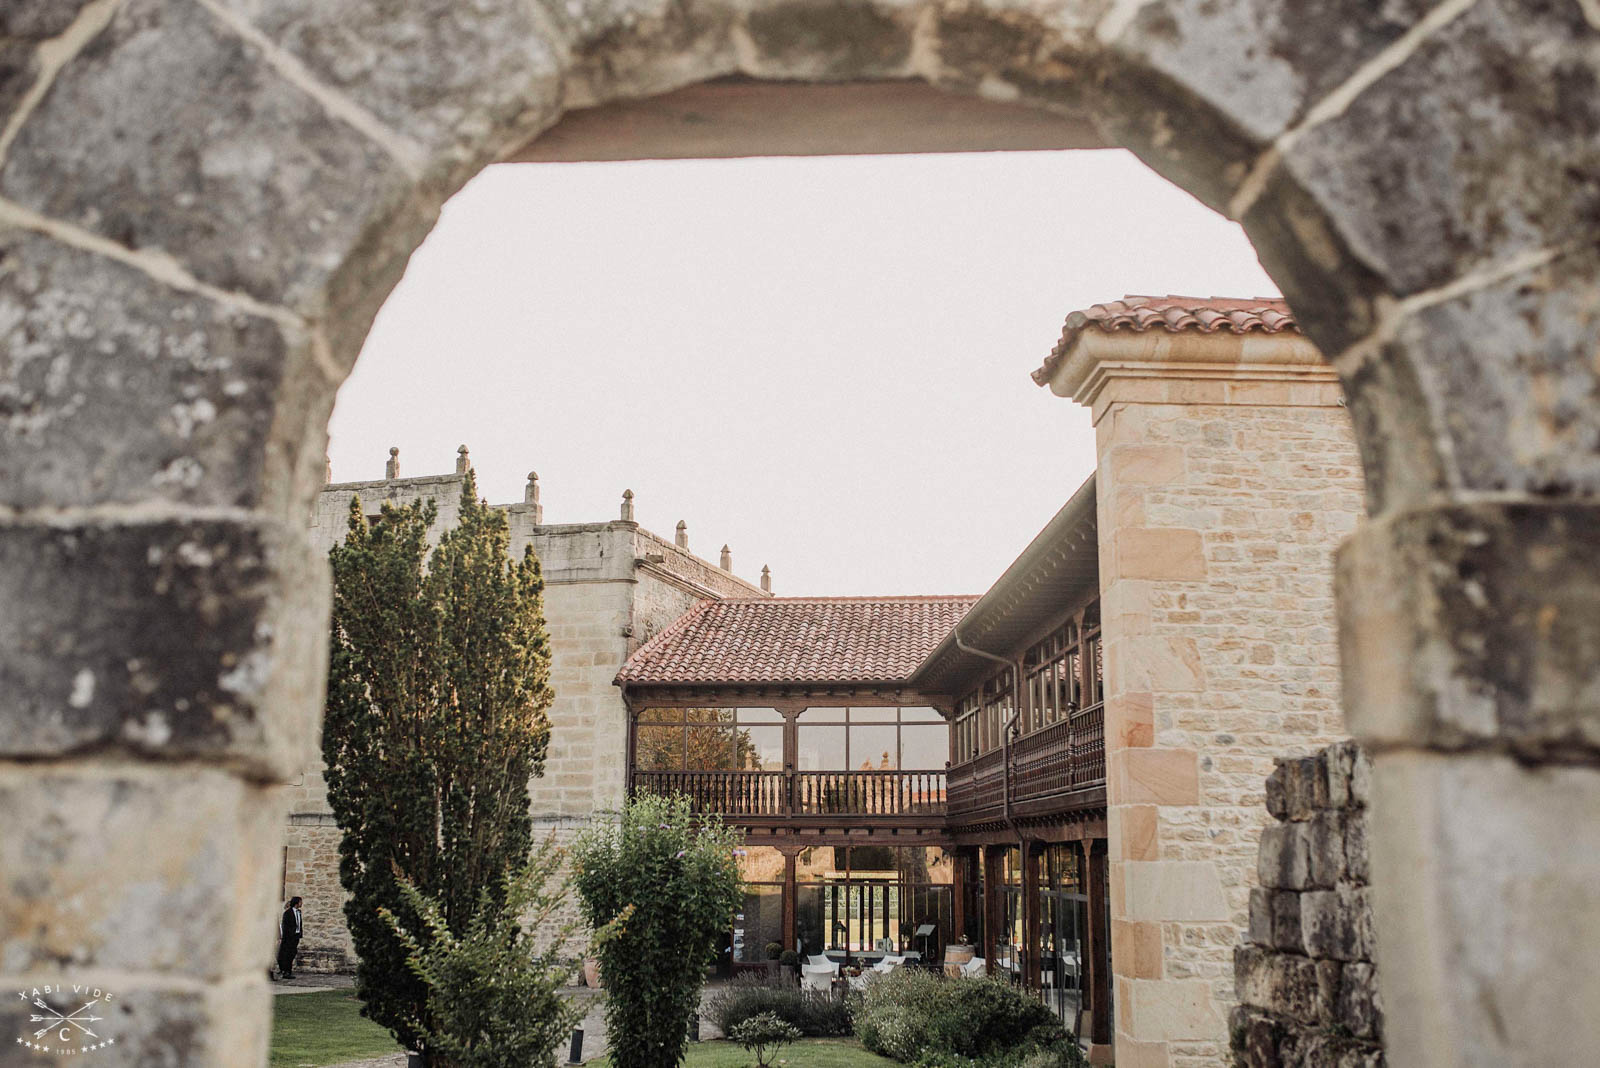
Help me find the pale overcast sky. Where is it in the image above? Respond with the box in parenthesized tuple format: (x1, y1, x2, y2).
(330, 149, 1276, 596)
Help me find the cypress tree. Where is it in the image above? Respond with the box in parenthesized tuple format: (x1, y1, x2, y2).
(322, 471, 553, 1055)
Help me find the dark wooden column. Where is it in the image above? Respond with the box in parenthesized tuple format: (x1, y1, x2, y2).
(782, 848, 799, 952)
(952, 847, 967, 954)
(1022, 839, 1042, 989)
(1086, 840, 1111, 1046)
(983, 845, 1003, 975)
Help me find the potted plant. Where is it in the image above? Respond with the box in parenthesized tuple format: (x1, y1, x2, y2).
(764, 941, 784, 979)
(778, 949, 801, 984)
(582, 956, 602, 989)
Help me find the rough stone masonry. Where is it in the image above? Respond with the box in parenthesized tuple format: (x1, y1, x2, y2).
(3, 0, 1600, 1066)
(1233, 743, 1383, 1068)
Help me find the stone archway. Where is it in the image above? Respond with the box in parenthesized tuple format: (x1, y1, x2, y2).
(2, 1, 1596, 1065)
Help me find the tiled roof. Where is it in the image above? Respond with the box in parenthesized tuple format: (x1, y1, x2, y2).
(615, 596, 981, 687)
(1032, 295, 1298, 385)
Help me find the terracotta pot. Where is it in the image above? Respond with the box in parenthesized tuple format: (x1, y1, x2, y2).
(583, 957, 602, 988)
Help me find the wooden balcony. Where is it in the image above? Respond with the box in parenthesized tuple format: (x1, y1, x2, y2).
(947, 701, 1106, 824)
(630, 768, 947, 820)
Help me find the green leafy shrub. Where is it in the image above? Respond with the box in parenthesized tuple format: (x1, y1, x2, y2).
(379, 846, 626, 1068)
(729, 1012, 801, 1067)
(705, 974, 852, 1037)
(778, 950, 802, 968)
(854, 970, 1073, 1065)
(765, 942, 784, 961)
(572, 794, 744, 1068)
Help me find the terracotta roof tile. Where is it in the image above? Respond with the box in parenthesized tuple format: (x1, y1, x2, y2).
(615, 596, 981, 687)
(1032, 294, 1298, 386)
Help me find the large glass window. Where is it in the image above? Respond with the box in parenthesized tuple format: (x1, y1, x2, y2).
(794, 845, 955, 958)
(633, 708, 782, 771)
(795, 707, 948, 771)
(733, 846, 787, 963)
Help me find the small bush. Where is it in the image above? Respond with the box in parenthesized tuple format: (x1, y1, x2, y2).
(765, 942, 784, 961)
(778, 950, 802, 968)
(705, 974, 852, 1037)
(854, 971, 1073, 1066)
(729, 1012, 801, 1067)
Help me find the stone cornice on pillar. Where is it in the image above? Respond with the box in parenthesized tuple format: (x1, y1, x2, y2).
(1040, 329, 1342, 423)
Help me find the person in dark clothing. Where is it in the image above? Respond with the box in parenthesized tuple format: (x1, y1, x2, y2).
(277, 897, 303, 980)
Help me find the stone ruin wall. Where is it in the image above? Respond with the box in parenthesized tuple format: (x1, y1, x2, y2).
(1232, 742, 1384, 1068)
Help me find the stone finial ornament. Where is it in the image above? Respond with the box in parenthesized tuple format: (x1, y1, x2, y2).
(456, 444, 471, 474)
(525, 472, 543, 524)
(720, 545, 732, 571)
(385, 447, 399, 480)
(761, 565, 772, 592)
(675, 520, 688, 549)
(621, 489, 635, 523)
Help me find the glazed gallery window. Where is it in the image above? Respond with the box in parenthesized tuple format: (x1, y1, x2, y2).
(794, 845, 954, 957)
(795, 706, 945, 771)
(634, 707, 784, 771)
(732, 846, 786, 964)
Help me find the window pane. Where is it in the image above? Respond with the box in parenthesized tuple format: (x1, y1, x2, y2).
(850, 724, 898, 770)
(736, 706, 784, 723)
(847, 706, 898, 722)
(734, 886, 784, 962)
(736, 725, 784, 770)
(638, 707, 682, 723)
(635, 725, 682, 770)
(797, 725, 847, 770)
(685, 706, 734, 724)
(900, 724, 947, 769)
(685, 725, 735, 769)
(901, 705, 943, 722)
(797, 707, 847, 722)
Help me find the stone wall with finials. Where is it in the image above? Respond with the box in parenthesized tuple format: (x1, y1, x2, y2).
(1232, 742, 1384, 1068)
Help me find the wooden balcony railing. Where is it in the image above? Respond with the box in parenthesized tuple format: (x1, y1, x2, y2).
(947, 701, 1106, 819)
(630, 768, 946, 818)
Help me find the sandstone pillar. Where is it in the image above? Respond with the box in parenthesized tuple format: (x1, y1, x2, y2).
(1039, 315, 1363, 1066)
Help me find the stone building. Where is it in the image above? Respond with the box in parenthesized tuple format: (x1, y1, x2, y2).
(283, 450, 766, 970)
(610, 295, 1364, 1066)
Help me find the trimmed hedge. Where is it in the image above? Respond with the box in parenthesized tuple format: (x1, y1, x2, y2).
(704, 974, 853, 1037)
(851, 970, 1085, 1068)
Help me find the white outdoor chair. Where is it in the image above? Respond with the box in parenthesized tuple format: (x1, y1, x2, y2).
(960, 955, 986, 979)
(801, 963, 836, 992)
(805, 954, 839, 974)
(872, 955, 906, 975)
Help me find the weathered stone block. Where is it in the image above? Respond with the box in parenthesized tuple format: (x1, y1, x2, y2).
(1339, 962, 1381, 1040)
(1344, 811, 1370, 884)
(1247, 887, 1272, 947)
(1276, 0, 1600, 300)
(0, 228, 332, 512)
(1269, 890, 1301, 954)
(1258, 822, 1311, 891)
(0, 768, 281, 978)
(0, 975, 271, 1065)
(1300, 888, 1363, 962)
(1236, 944, 1323, 1026)
(211, 0, 564, 184)
(0, 0, 419, 318)
(1264, 761, 1289, 820)
(1283, 755, 1327, 820)
(1338, 501, 1600, 760)
(1306, 811, 1346, 888)
(0, 517, 328, 777)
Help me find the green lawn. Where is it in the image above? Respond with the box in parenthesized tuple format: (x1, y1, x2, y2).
(597, 1039, 894, 1067)
(269, 990, 403, 1068)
